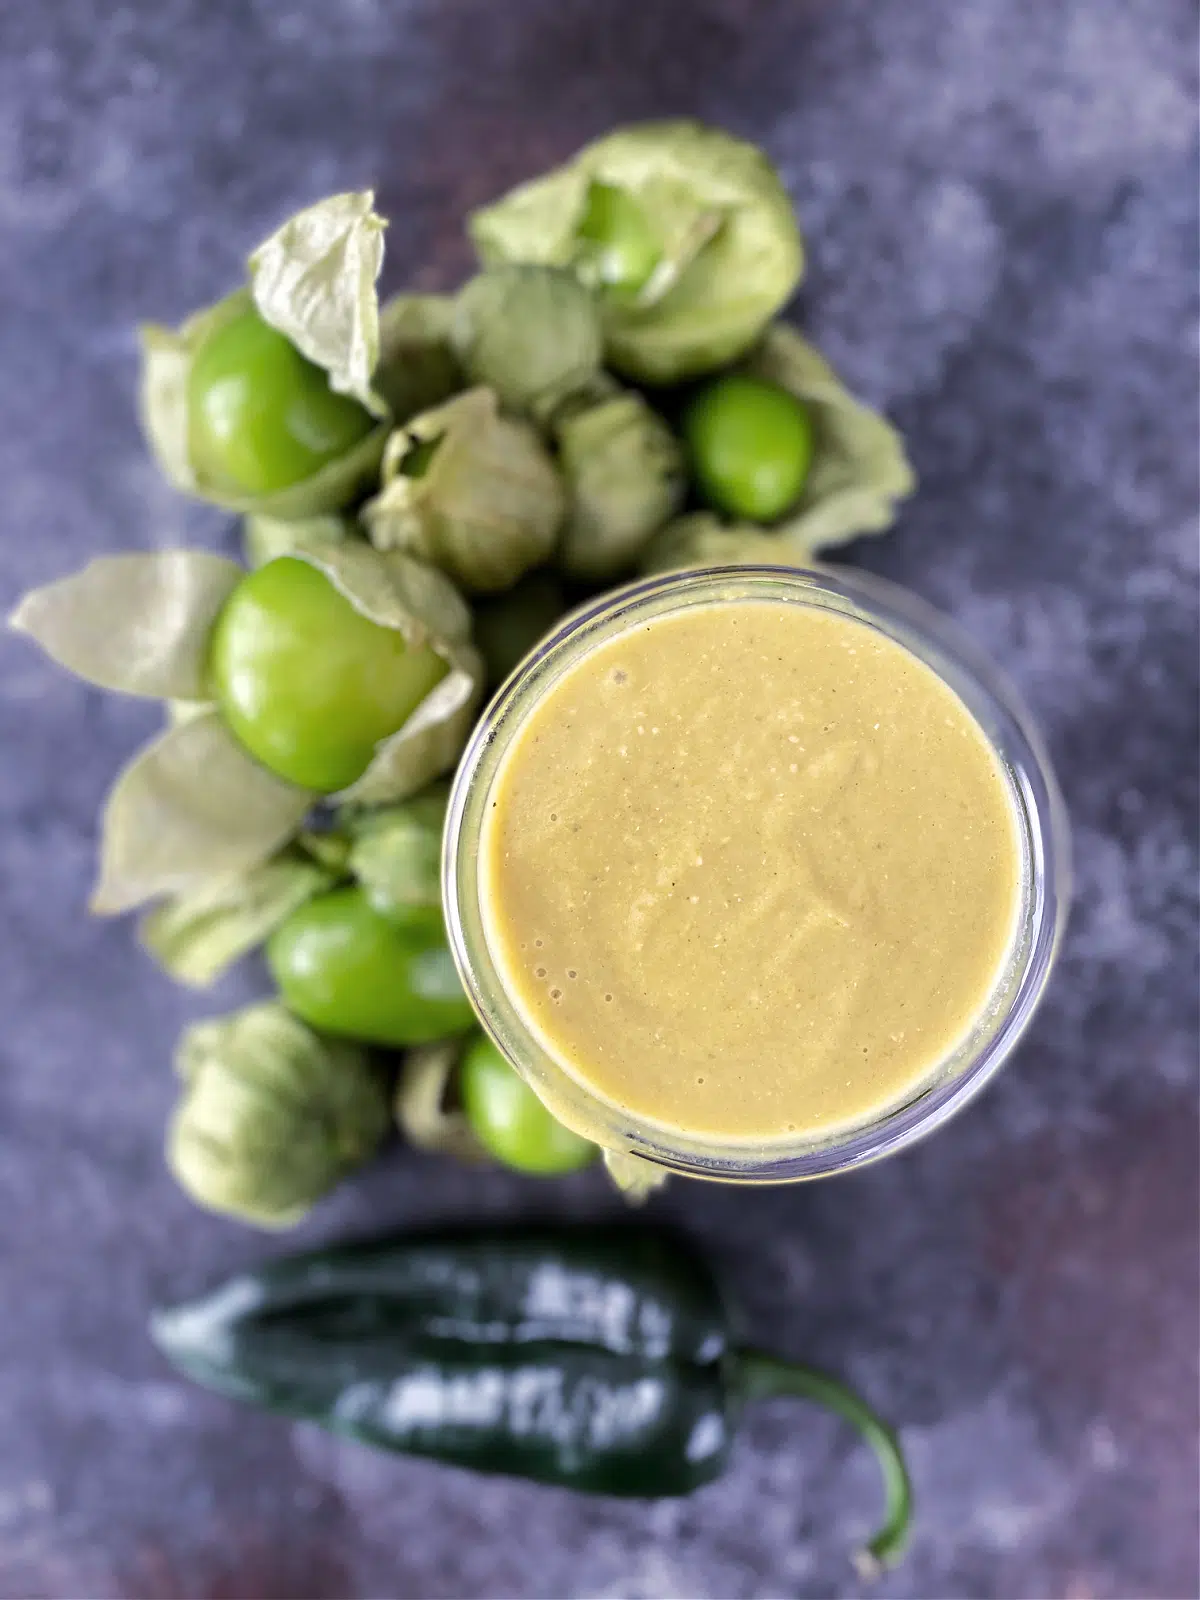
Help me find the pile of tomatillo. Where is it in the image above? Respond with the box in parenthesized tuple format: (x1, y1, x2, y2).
(12, 120, 913, 1228)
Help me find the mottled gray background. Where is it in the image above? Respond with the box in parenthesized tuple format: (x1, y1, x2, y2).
(1, 2, 1197, 1597)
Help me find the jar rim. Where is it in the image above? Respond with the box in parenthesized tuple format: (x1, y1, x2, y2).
(443, 564, 1071, 1183)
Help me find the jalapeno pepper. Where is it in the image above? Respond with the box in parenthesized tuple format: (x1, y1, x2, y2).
(152, 1224, 911, 1568)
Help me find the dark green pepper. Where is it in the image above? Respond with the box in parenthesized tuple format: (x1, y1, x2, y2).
(152, 1224, 911, 1568)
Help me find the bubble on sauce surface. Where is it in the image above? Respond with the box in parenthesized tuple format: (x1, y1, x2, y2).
(534, 967, 546, 978)
(550, 988, 562, 1001)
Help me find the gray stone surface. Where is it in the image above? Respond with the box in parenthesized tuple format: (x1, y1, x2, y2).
(0, 1, 1196, 1596)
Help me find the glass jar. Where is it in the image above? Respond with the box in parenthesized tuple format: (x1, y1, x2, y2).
(443, 565, 1070, 1182)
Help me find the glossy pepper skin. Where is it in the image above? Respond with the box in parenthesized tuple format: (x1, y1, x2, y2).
(152, 1225, 911, 1563)
(152, 1225, 731, 1494)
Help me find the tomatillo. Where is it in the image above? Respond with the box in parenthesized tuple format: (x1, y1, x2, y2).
(461, 1035, 596, 1176)
(577, 182, 660, 298)
(208, 557, 449, 793)
(683, 374, 814, 522)
(267, 885, 476, 1047)
(187, 303, 375, 497)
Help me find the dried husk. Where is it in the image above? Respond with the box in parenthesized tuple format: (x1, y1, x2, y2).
(168, 1001, 391, 1228)
(362, 388, 565, 594)
(470, 120, 804, 383)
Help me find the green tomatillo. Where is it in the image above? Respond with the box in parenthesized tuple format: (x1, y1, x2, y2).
(139, 194, 432, 520)
(575, 182, 661, 298)
(267, 884, 476, 1047)
(469, 121, 804, 384)
(187, 303, 376, 498)
(208, 556, 449, 794)
(460, 1034, 596, 1176)
(683, 373, 814, 522)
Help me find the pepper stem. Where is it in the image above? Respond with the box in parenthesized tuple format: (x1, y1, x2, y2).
(733, 1348, 912, 1572)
